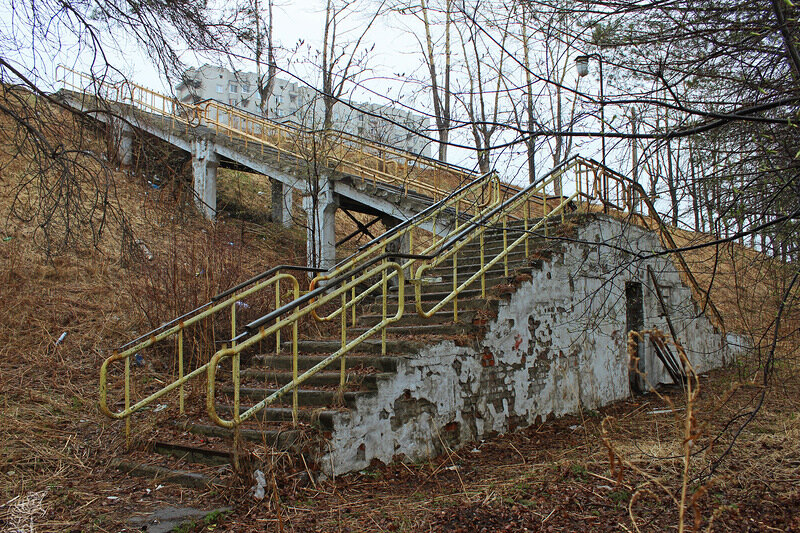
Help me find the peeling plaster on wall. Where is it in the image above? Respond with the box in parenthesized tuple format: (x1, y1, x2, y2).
(320, 215, 751, 475)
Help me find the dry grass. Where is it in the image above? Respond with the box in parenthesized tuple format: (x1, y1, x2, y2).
(666, 226, 797, 336)
(202, 359, 799, 532)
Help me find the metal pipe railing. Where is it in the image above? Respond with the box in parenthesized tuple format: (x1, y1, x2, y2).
(57, 65, 478, 206)
(202, 161, 588, 433)
(98, 266, 314, 440)
(206, 258, 407, 429)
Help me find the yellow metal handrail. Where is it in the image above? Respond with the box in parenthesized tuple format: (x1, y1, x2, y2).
(98, 272, 299, 439)
(308, 171, 501, 324)
(201, 158, 601, 435)
(206, 261, 405, 428)
(56, 66, 125, 102)
(202, 168, 501, 428)
(414, 159, 582, 321)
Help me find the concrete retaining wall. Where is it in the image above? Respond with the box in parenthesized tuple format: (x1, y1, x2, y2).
(321, 215, 749, 475)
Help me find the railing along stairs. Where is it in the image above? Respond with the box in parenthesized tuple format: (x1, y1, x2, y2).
(99, 167, 501, 439)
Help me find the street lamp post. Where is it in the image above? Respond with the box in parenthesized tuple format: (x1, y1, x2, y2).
(575, 53, 606, 170)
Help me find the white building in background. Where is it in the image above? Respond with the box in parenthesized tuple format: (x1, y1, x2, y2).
(175, 64, 431, 157)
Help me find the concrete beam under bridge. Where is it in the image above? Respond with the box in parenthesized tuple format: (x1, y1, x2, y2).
(334, 180, 454, 237)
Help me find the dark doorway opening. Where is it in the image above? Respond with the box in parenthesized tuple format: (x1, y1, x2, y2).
(626, 281, 645, 394)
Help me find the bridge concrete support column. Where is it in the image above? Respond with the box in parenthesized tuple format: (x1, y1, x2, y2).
(117, 123, 134, 167)
(381, 216, 410, 285)
(271, 179, 294, 228)
(303, 178, 338, 272)
(109, 119, 134, 167)
(192, 137, 219, 220)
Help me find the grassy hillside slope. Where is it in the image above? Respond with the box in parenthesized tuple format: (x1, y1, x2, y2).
(0, 96, 797, 532)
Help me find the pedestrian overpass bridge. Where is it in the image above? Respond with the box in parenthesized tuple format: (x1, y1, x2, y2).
(57, 67, 508, 271)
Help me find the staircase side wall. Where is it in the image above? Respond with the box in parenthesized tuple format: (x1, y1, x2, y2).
(321, 215, 750, 475)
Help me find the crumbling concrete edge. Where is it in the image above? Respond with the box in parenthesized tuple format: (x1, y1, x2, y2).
(319, 215, 752, 475)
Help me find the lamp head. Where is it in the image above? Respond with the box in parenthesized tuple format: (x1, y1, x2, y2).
(575, 55, 590, 77)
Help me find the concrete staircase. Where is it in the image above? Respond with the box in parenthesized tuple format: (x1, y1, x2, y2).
(115, 219, 568, 487)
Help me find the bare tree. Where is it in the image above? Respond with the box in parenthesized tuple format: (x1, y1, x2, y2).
(0, 0, 235, 255)
(455, 3, 508, 175)
(237, 0, 278, 114)
(296, 0, 384, 269)
(418, 0, 453, 162)
(519, 3, 540, 184)
(318, 0, 384, 131)
(586, 0, 800, 255)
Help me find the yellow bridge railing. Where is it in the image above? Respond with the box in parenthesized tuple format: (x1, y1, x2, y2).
(57, 66, 480, 205)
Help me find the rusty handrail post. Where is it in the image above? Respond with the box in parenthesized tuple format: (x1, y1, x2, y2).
(178, 329, 184, 414)
(340, 289, 347, 393)
(502, 214, 509, 277)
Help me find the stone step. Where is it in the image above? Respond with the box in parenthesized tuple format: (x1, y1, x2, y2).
(482, 220, 564, 234)
(213, 405, 339, 430)
(366, 297, 499, 316)
(112, 459, 213, 489)
(356, 309, 479, 327)
(463, 230, 532, 243)
(284, 339, 422, 356)
(424, 261, 530, 281)
(356, 266, 517, 295)
(434, 240, 531, 256)
(221, 386, 374, 408)
(388, 285, 516, 303)
(240, 368, 392, 389)
(426, 254, 530, 269)
(251, 352, 404, 372)
(348, 321, 479, 337)
(399, 273, 512, 294)
(151, 441, 232, 467)
(453, 239, 552, 257)
(179, 421, 301, 446)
